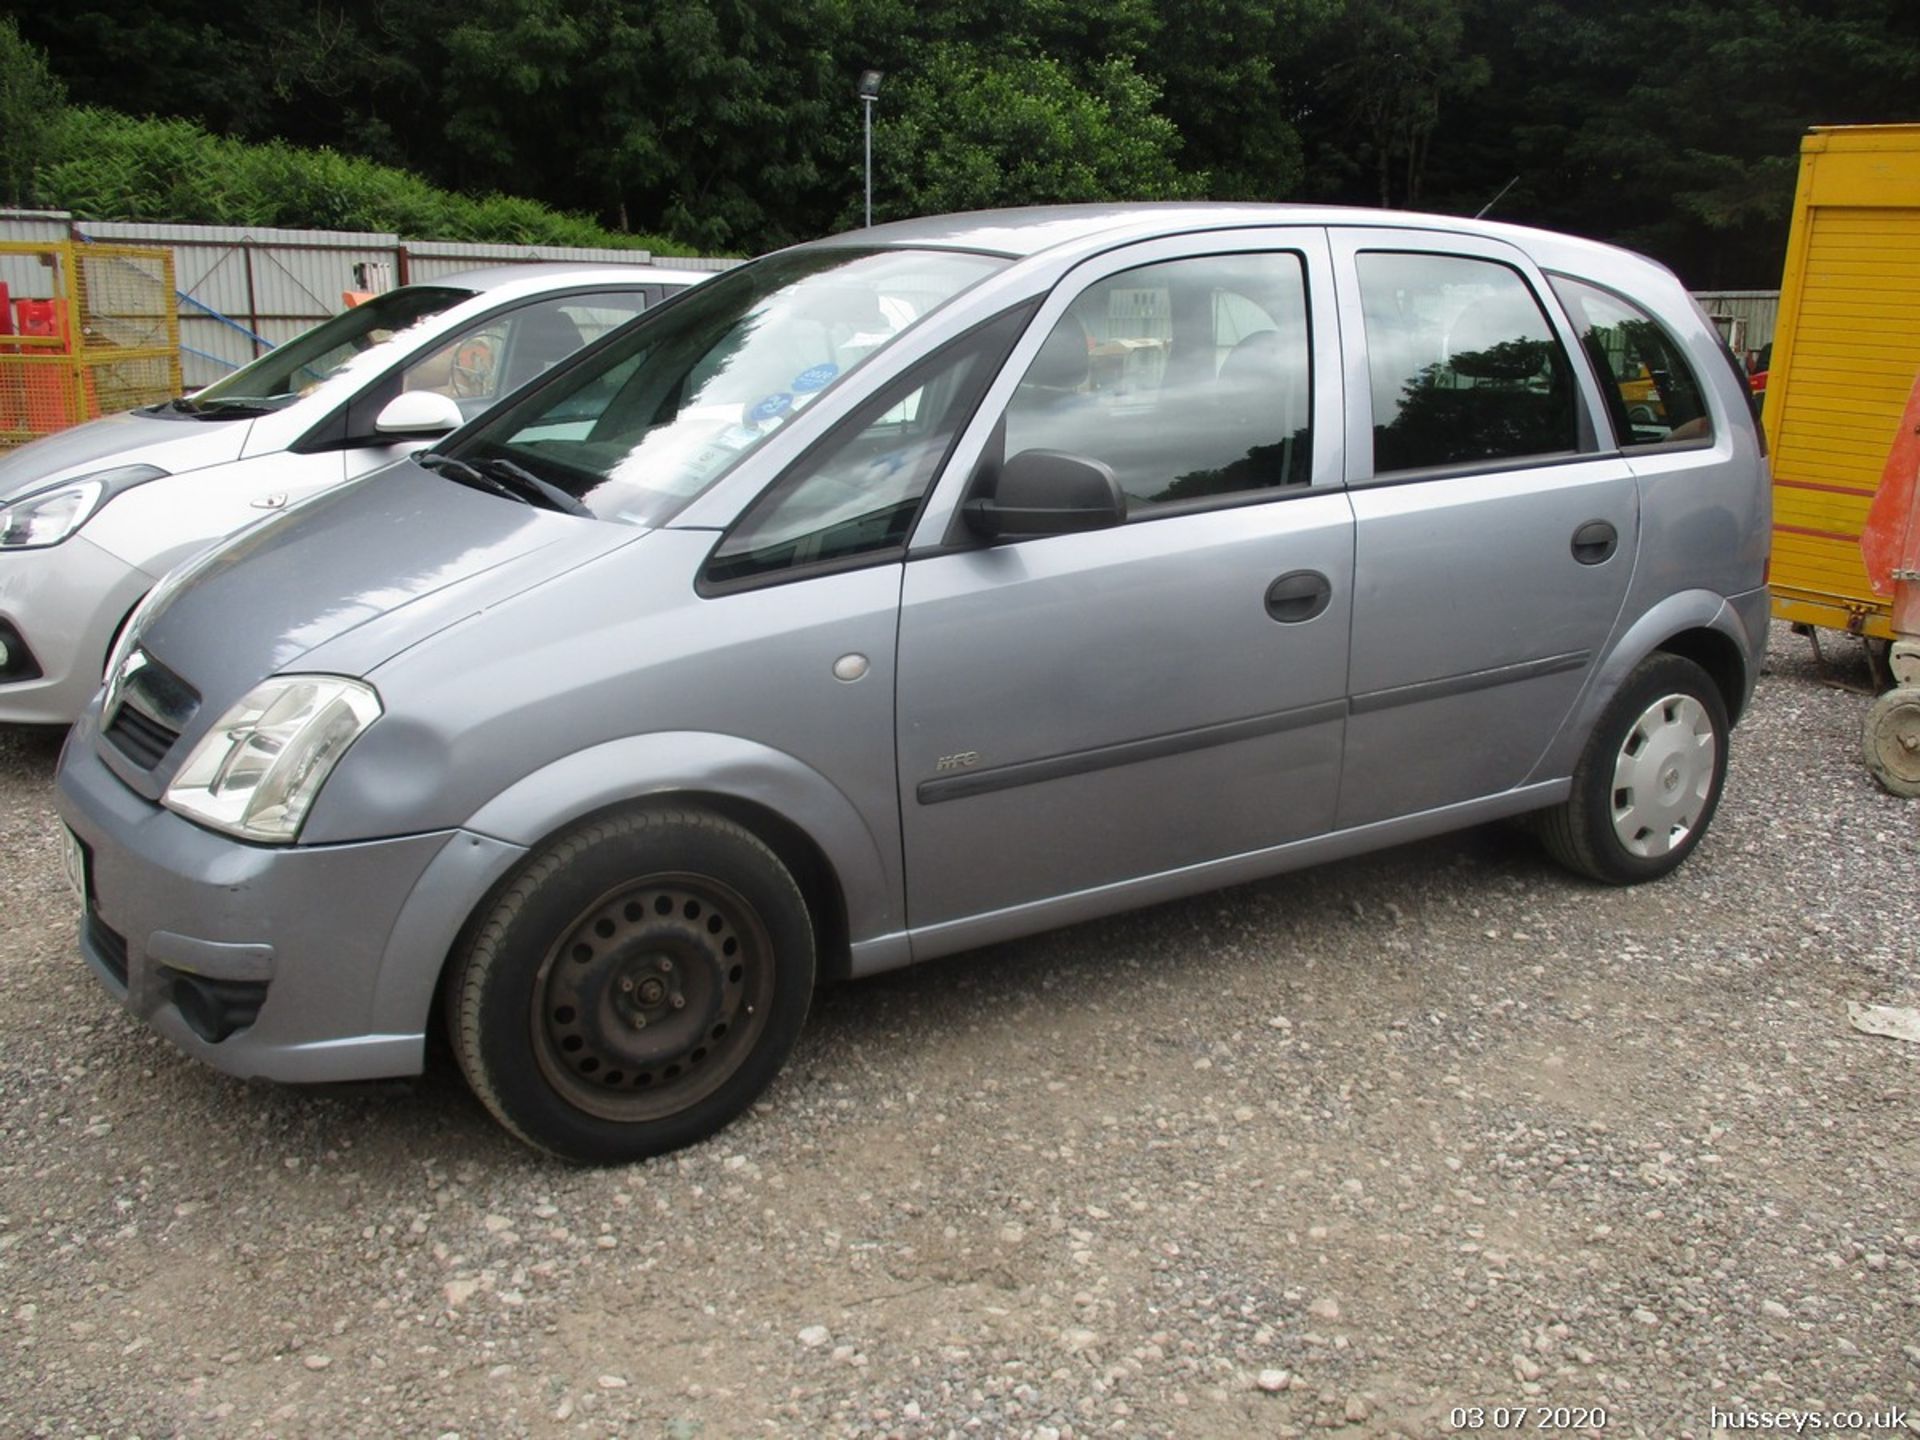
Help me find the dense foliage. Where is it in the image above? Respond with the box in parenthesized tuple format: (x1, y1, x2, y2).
(33, 107, 693, 253)
(0, 17, 63, 206)
(6, 0, 1920, 284)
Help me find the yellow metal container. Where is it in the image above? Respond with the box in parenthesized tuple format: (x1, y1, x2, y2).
(1764, 124, 1920, 642)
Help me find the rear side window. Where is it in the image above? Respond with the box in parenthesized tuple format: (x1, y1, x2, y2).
(1550, 275, 1713, 447)
(1357, 252, 1579, 474)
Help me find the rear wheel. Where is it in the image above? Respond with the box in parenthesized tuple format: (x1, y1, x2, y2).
(1539, 653, 1730, 884)
(446, 806, 814, 1163)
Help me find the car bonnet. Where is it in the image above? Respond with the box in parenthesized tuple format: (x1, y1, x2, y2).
(120, 461, 644, 753)
(0, 407, 252, 501)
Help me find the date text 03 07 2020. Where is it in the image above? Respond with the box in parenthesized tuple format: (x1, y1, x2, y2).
(1450, 1407, 1607, 1432)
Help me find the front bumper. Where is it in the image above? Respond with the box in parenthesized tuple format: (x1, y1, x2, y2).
(55, 708, 529, 1083)
(0, 535, 151, 725)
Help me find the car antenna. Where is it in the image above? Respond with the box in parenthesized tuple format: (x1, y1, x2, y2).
(1474, 176, 1520, 220)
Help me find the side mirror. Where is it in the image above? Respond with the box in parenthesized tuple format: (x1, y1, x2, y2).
(374, 391, 464, 437)
(963, 449, 1126, 540)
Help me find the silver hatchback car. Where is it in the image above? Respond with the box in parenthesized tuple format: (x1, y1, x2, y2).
(0, 263, 706, 724)
(55, 206, 1770, 1162)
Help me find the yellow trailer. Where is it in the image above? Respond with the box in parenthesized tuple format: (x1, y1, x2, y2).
(1765, 123, 1920, 795)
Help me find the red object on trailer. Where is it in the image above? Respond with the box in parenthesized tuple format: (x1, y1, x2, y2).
(1862, 371, 1920, 639)
(1857, 371, 1920, 796)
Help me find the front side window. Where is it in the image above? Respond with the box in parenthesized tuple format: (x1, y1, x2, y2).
(450, 248, 1007, 528)
(1357, 252, 1578, 474)
(705, 310, 1026, 586)
(1550, 275, 1713, 446)
(1000, 252, 1313, 510)
(345, 292, 652, 432)
(193, 286, 471, 409)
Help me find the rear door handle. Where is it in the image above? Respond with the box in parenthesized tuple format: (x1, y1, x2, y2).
(1571, 520, 1618, 565)
(1265, 569, 1333, 623)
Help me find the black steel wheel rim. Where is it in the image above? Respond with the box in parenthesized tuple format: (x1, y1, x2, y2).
(531, 872, 776, 1122)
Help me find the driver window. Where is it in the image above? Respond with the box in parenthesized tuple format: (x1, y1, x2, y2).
(705, 311, 1026, 587)
(1000, 252, 1314, 510)
(396, 293, 646, 414)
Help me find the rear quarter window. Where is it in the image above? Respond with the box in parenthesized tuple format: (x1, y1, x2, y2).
(1549, 275, 1713, 448)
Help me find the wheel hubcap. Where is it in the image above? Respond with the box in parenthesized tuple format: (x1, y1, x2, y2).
(1610, 692, 1716, 858)
(532, 875, 774, 1122)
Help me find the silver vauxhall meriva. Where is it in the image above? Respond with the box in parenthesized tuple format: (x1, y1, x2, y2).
(55, 206, 1770, 1162)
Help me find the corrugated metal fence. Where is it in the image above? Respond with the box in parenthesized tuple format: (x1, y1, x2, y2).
(3, 208, 1784, 390)
(1, 210, 737, 389)
(1690, 290, 1780, 364)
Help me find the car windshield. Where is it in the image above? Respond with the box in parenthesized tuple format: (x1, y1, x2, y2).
(191, 286, 472, 408)
(446, 248, 1007, 527)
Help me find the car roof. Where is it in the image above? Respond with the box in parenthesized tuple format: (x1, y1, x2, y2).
(425, 261, 715, 297)
(804, 203, 1659, 282)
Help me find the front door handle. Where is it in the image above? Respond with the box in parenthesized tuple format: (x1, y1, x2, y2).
(1265, 569, 1333, 623)
(1571, 520, 1618, 565)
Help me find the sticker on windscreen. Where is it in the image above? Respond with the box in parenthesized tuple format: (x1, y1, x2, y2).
(791, 362, 839, 394)
(746, 392, 794, 426)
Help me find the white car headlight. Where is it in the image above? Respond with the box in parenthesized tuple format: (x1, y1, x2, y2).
(0, 464, 166, 549)
(164, 676, 382, 843)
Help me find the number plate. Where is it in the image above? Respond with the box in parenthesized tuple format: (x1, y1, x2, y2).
(61, 826, 88, 908)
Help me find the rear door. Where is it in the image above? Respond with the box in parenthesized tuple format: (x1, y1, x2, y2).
(895, 231, 1353, 933)
(1329, 229, 1638, 828)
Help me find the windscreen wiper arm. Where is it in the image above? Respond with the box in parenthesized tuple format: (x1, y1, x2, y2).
(469, 456, 593, 517)
(415, 452, 531, 508)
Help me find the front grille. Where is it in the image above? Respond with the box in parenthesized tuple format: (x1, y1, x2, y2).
(101, 649, 197, 771)
(83, 910, 129, 988)
(104, 703, 181, 769)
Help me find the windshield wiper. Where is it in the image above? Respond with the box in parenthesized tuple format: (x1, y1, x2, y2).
(469, 456, 593, 517)
(150, 394, 281, 420)
(416, 452, 531, 508)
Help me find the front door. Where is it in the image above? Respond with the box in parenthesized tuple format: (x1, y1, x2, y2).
(896, 235, 1354, 935)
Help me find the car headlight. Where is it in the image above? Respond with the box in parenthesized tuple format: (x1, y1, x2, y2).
(164, 676, 382, 843)
(0, 464, 166, 549)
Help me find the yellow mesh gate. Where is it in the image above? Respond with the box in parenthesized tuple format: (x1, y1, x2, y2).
(0, 240, 182, 450)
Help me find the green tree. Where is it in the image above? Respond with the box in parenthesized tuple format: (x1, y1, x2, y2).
(1306, 0, 1489, 210)
(1140, 0, 1335, 201)
(0, 15, 65, 206)
(867, 45, 1201, 221)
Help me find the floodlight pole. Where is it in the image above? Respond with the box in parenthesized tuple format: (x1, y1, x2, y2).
(857, 70, 883, 228)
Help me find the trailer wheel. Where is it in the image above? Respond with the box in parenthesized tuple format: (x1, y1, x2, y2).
(1862, 687, 1920, 798)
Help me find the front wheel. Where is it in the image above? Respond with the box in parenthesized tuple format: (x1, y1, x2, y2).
(445, 806, 815, 1163)
(1539, 653, 1730, 884)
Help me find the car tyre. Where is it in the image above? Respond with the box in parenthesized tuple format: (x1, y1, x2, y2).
(1539, 652, 1730, 884)
(445, 805, 815, 1163)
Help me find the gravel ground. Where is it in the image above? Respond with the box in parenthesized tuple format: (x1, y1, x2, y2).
(1, 621, 1915, 1440)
